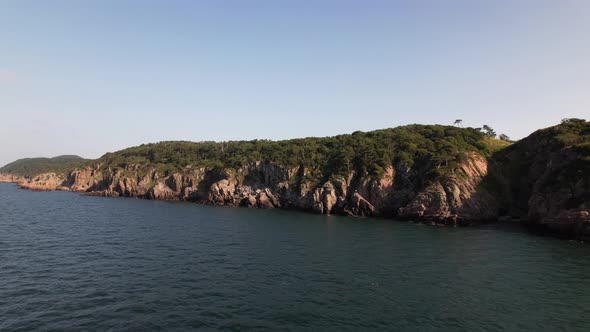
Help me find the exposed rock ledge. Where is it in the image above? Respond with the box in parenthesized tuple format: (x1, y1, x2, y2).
(3, 149, 587, 239)
(0, 174, 26, 183)
(18, 173, 70, 191)
(0, 153, 496, 226)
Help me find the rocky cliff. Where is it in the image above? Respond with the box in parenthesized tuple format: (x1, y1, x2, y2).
(526, 146, 590, 239)
(0, 173, 26, 184)
(2, 121, 588, 238)
(18, 173, 69, 191)
(397, 152, 497, 224)
(1, 152, 494, 226)
(484, 119, 590, 239)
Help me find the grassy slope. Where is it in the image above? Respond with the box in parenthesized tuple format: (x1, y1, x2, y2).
(483, 137, 512, 152)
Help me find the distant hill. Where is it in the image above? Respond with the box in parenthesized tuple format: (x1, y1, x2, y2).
(0, 155, 89, 177)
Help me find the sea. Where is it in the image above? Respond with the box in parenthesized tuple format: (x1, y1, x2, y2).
(1, 182, 589, 331)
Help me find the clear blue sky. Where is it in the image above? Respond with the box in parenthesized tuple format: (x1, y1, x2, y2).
(1, 0, 589, 166)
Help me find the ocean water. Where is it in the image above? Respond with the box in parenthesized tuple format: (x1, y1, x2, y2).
(0, 182, 589, 331)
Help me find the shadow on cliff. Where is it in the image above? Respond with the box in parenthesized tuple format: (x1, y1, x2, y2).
(476, 132, 590, 239)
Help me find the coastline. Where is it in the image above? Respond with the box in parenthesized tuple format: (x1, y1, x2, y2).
(2, 176, 588, 241)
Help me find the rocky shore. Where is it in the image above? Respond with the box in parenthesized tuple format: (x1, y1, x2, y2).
(2, 121, 588, 240)
(0, 152, 495, 226)
(0, 173, 26, 184)
(3, 147, 587, 240)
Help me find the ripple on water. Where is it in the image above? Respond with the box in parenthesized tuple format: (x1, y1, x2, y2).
(0, 183, 589, 331)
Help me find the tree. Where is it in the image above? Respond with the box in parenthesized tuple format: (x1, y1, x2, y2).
(454, 119, 463, 127)
(499, 134, 511, 141)
(561, 118, 586, 125)
(482, 125, 496, 138)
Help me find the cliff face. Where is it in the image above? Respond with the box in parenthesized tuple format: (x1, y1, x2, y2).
(398, 153, 497, 224)
(485, 120, 590, 239)
(521, 146, 590, 239)
(0, 172, 70, 191)
(0, 173, 26, 183)
(2, 121, 588, 238)
(1, 152, 496, 225)
(18, 173, 69, 191)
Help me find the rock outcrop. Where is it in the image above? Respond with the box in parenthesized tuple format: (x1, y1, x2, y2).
(485, 119, 590, 238)
(0, 173, 26, 183)
(7, 153, 495, 225)
(522, 146, 590, 239)
(398, 153, 496, 225)
(3, 121, 588, 239)
(18, 173, 69, 191)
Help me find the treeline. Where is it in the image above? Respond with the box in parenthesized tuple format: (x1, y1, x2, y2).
(0, 155, 88, 177)
(100, 125, 497, 178)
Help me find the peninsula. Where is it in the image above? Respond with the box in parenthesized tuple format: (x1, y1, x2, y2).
(2, 120, 589, 239)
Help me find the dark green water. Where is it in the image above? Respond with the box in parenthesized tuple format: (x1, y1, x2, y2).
(0, 183, 589, 331)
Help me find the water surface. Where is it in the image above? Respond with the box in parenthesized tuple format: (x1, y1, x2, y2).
(0, 183, 589, 331)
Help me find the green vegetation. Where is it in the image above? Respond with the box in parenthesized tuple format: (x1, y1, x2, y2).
(99, 125, 493, 179)
(5, 121, 586, 190)
(552, 118, 590, 146)
(481, 124, 497, 138)
(483, 137, 512, 152)
(483, 118, 590, 216)
(553, 119, 590, 182)
(0, 155, 88, 177)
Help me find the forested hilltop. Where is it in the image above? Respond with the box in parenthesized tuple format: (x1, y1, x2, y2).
(99, 125, 505, 178)
(2, 121, 588, 239)
(0, 155, 88, 177)
(2, 125, 502, 179)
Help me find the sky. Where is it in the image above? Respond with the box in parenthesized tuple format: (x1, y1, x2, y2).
(1, 0, 589, 166)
